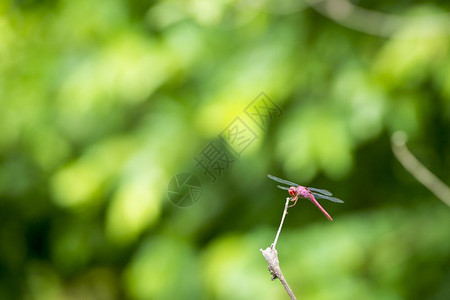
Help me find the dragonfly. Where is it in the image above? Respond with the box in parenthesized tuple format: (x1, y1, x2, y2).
(267, 174, 344, 221)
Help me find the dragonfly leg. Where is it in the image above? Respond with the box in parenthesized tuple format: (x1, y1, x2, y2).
(288, 197, 298, 207)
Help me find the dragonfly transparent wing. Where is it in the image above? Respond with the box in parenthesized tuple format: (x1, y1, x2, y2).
(277, 185, 290, 191)
(267, 174, 299, 187)
(308, 187, 332, 196)
(311, 192, 344, 203)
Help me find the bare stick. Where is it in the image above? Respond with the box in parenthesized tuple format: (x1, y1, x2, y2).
(261, 197, 297, 300)
(273, 197, 291, 248)
(391, 131, 450, 207)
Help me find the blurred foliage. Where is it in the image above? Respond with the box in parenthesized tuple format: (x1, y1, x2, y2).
(0, 0, 450, 299)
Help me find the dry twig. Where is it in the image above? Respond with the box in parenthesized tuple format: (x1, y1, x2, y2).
(260, 197, 297, 300)
(391, 131, 450, 207)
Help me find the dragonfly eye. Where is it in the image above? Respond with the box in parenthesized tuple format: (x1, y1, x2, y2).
(288, 187, 296, 196)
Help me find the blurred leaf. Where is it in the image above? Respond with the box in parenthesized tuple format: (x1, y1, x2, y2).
(124, 236, 202, 300)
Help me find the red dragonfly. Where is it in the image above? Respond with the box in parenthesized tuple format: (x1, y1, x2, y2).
(267, 174, 344, 221)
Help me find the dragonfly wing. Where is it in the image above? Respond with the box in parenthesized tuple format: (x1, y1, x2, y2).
(277, 185, 290, 191)
(308, 187, 332, 196)
(311, 192, 344, 203)
(267, 174, 299, 187)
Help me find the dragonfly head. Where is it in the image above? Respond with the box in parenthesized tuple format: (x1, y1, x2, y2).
(288, 187, 297, 196)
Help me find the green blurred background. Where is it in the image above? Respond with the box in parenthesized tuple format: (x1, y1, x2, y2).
(1, 0, 450, 299)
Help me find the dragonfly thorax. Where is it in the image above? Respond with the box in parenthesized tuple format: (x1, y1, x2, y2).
(290, 186, 311, 199)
